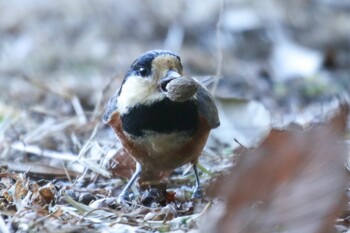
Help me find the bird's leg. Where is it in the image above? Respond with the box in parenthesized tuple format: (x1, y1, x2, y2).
(118, 162, 142, 203)
(192, 163, 203, 199)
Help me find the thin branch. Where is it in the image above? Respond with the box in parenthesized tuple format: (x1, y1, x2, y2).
(92, 73, 120, 121)
(21, 74, 71, 99)
(211, 0, 225, 94)
(11, 142, 78, 161)
(71, 95, 88, 124)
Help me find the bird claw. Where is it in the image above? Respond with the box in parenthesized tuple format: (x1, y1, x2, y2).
(117, 191, 130, 204)
(191, 186, 203, 199)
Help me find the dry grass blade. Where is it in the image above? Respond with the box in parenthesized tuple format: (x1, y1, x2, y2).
(6, 161, 80, 177)
(203, 104, 349, 233)
(76, 123, 100, 160)
(22, 118, 80, 144)
(0, 215, 10, 233)
(106, 148, 136, 179)
(78, 159, 111, 178)
(21, 74, 70, 99)
(63, 193, 97, 213)
(11, 142, 78, 161)
(95, 72, 121, 120)
(71, 95, 88, 124)
(63, 194, 117, 223)
(73, 123, 112, 178)
(211, 0, 224, 95)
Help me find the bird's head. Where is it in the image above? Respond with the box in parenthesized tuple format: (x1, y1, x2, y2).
(117, 50, 184, 114)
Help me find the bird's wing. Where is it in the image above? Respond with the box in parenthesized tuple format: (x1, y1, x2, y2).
(102, 92, 119, 124)
(196, 83, 220, 129)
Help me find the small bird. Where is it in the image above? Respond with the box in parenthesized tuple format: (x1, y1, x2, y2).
(103, 50, 220, 202)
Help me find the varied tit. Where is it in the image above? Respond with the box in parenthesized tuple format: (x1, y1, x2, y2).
(103, 50, 220, 202)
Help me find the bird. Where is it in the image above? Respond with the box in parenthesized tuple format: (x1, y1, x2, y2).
(102, 50, 220, 202)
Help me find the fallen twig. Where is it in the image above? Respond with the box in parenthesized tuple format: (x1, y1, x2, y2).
(11, 142, 78, 161)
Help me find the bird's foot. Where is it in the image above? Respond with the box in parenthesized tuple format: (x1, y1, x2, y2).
(117, 191, 130, 204)
(192, 186, 203, 199)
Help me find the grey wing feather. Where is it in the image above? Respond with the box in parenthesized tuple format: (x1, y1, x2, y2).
(196, 83, 220, 129)
(102, 92, 118, 124)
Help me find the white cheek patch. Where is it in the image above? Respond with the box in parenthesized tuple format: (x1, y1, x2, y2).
(117, 76, 165, 114)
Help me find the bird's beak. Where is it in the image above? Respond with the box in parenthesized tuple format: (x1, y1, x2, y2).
(158, 70, 181, 93)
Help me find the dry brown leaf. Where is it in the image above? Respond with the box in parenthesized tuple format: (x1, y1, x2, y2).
(13, 178, 29, 203)
(202, 105, 349, 233)
(39, 183, 56, 204)
(0, 173, 23, 203)
(29, 182, 41, 205)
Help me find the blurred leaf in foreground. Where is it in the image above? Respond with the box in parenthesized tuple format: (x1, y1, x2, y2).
(202, 104, 349, 233)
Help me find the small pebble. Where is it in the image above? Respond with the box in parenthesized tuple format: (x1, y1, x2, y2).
(78, 193, 97, 205)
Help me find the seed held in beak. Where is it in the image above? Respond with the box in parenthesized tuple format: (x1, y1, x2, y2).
(165, 77, 199, 102)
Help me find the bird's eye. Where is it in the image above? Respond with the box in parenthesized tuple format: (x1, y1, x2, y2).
(138, 67, 148, 77)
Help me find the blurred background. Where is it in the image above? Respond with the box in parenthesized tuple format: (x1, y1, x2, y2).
(1, 0, 349, 109)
